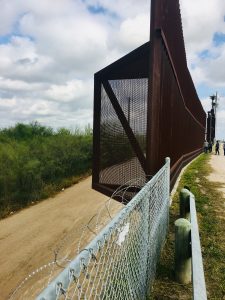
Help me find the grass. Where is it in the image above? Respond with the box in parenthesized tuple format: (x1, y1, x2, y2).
(149, 153, 225, 299)
(1, 170, 92, 220)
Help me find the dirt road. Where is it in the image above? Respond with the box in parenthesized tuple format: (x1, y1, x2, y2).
(0, 177, 122, 299)
(207, 151, 225, 227)
(207, 150, 225, 195)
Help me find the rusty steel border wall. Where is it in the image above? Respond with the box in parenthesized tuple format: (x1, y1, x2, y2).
(92, 0, 206, 200)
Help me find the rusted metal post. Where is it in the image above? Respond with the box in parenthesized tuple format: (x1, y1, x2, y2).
(175, 218, 191, 284)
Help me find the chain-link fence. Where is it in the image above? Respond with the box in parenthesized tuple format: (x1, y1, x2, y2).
(35, 158, 170, 300)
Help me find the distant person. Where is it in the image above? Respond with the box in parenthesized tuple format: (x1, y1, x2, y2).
(223, 142, 225, 156)
(215, 141, 220, 155)
(208, 141, 212, 153)
(203, 140, 208, 153)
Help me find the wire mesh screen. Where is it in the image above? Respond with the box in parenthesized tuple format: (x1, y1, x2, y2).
(109, 79, 148, 155)
(36, 158, 170, 300)
(99, 79, 148, 187)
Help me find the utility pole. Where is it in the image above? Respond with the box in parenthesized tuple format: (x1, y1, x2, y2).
(214, 92, 218, 139)
(209, 92, 218, 143)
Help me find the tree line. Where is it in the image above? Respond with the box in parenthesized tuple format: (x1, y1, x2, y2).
(0, 122, 92, 219)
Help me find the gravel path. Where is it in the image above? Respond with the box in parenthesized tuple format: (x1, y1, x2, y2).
(0, 177, 122, 299)
(207, 149, 225, 195)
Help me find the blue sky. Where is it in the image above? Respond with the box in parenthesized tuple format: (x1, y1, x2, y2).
(0, 0, 224, 138)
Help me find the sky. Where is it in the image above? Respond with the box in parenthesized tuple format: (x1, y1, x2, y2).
(0, 0, 225, 139)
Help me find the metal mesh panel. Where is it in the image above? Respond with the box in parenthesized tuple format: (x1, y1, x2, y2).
(36, 159, 170, 300)
(99, 83, 146, 187)
(109, 79, 148, 155)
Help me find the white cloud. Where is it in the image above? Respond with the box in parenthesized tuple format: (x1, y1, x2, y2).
(0, 95, 93, 130)
(201, 97, 212, 113)
(45, 80, 93, 106)
(0, 0, 151, 130)
(180, 0, 225, 139)
(19, 12, 109, 74)
(83, 0, 150, 19)
(0, 97, 17, 108)
(118, 14, 149, 51)
(0, 36, 54, 83)
(0, 0, 224, 139)
(180, 0, 225, 60)
(0, 77, 42, 92)
(0, 0, 23, 35)
(180, 0, 225, 87)
(203, 45, 225, 87)
(216, 107, 225, 140)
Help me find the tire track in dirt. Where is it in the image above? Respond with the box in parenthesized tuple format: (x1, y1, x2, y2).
(0, 177, 122, 299)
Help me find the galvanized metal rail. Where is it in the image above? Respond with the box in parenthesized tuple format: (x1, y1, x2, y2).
(189, 192, 207, 300)
(176, 188, 207, 298)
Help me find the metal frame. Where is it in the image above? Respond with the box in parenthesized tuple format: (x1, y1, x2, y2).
(92, 43, 150, 198)
(92, 0, 206, 200)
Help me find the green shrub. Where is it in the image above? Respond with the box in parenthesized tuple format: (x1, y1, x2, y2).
(0, 122, 92, 218)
